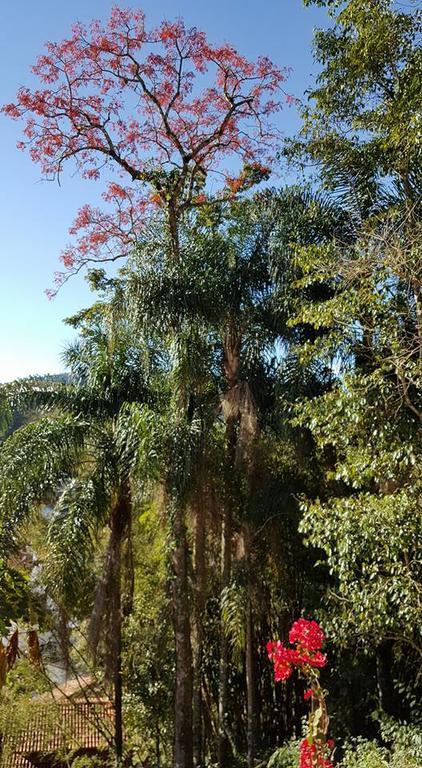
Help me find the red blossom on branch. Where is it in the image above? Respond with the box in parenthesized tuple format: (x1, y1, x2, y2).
(289, 618, 326, 652)
(299, 738, 333, 768)
(2, 6, 291, 293)
(267, 619, 334, 768)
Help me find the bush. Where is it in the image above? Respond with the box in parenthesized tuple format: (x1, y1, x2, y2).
(267, 739, 300, 768)
(267, 722, 422, 768)
(340, 720, 422, 768)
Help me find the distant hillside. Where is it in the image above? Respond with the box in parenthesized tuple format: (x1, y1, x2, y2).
(23, 372, 71, 384)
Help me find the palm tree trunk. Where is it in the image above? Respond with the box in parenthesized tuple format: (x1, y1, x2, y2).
(192, 488, 207, 767)
(166, 210, 194, 768)
(245, 529, 256, 768)
(113, 591, 123, 764)
(109, 494, 131, 764)
(218, 495, 232, 766)
(218, 321, 241, 765)
(172, 500, 194, 768)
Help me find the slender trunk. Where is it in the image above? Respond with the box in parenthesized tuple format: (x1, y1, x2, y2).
(114, 600, 123, 764)
(218, 496, 232, 766)
(245, 530, 256, 768)
(166, 202, 195, 768)
(192, 488, 207, 768)
(172, 500, 194, 768)
(156, 725, 161, 768)
(122, 515, 135, 619)
(109, 501, 126, 764)
(376, 640, 399, 718)
(218, 321, 241, 765)
(169, 202, 180, 260)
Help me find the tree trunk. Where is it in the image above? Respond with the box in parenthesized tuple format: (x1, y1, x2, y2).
(166, 203, 195, 768)
(245, 530, 256, 768)
(218, 497, 232, 766)
(376, 640, 400, 718)
(168, 201, 181, 260)
(218, 321, 241, 766)
(172, 500, 194, 768)
(192, 486, 207, 767)
(109, 498, 128, 765)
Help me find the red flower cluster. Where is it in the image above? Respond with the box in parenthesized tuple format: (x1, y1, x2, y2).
(268, 620, 334, 768)
(267, 619, 327, 682)
(289, 618, 325, 652)
(299, 739, 333, 768)
(266, 641, 295, 681)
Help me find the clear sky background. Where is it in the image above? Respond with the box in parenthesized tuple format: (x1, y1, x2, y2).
(0, 0, 328, 383)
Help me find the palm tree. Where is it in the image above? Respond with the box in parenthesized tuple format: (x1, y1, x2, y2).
(0, 306, 159, 763)
(201, 187, 350, 766)
(120, 188, 348, 765)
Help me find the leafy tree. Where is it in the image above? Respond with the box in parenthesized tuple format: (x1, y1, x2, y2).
(120, 186, 346, 764)
(291, 229, 422, 714)
(292, 0, 421, 199)
(2, 7, 286, 291)
(2, 13, 290, 764)
(283, 0, 422, 721)
(0, 313, 158, 761)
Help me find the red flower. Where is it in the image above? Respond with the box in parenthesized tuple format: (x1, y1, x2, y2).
(303, 688, 313, 701)
(267, 622, 327, 685)
(289, 619, 325, 652)
(308, 650, 327, 669)
(267, 641, 294, 681)
(299, 739, 333, 768)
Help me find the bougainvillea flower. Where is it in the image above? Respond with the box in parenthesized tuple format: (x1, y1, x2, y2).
(299, 739, 333, 768)
(289, 618, 326, 651)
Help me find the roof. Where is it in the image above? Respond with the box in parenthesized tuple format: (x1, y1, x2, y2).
(1, 679, 115, 768)
(39, 676, 110, 704)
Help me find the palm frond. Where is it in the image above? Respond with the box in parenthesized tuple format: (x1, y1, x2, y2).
(114, 402, 160, 484)
(0, 416, 87, 554)
(221, 580, 247, 664)
(44, 476, 109, 607)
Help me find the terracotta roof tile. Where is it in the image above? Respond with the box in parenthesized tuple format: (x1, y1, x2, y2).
(1, 699, 115, 768)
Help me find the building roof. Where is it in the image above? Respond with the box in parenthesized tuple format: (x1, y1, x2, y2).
(1, 679, 115, 768)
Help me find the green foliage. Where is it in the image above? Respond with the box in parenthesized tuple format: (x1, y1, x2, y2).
(267, 739, 300, 768)
(0, 415, 87, 553)
(70, 755, 110, 768)
(0, 560, 29, 635)
(122, 503, 173, 763)
(290, 0, 421, 193)
(290, 216, 421, 655)
(44, 477, 109, 605)
(1, 1, 420, 753)
(221, 580, 247, 662)
(340, 721, 422, 768)
(300, 489, 421, 647)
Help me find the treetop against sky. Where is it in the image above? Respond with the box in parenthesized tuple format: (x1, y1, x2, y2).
(3, 6, 291, 291)
(0, 0, 327, 383)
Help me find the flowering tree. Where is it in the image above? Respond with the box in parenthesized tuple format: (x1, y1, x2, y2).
(267, 619, 335, 768)
(3, 6, 290, 293)
(3, 9, 289, 767)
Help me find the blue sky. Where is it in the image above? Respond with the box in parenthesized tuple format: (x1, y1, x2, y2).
(0, 0, 328, 382)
